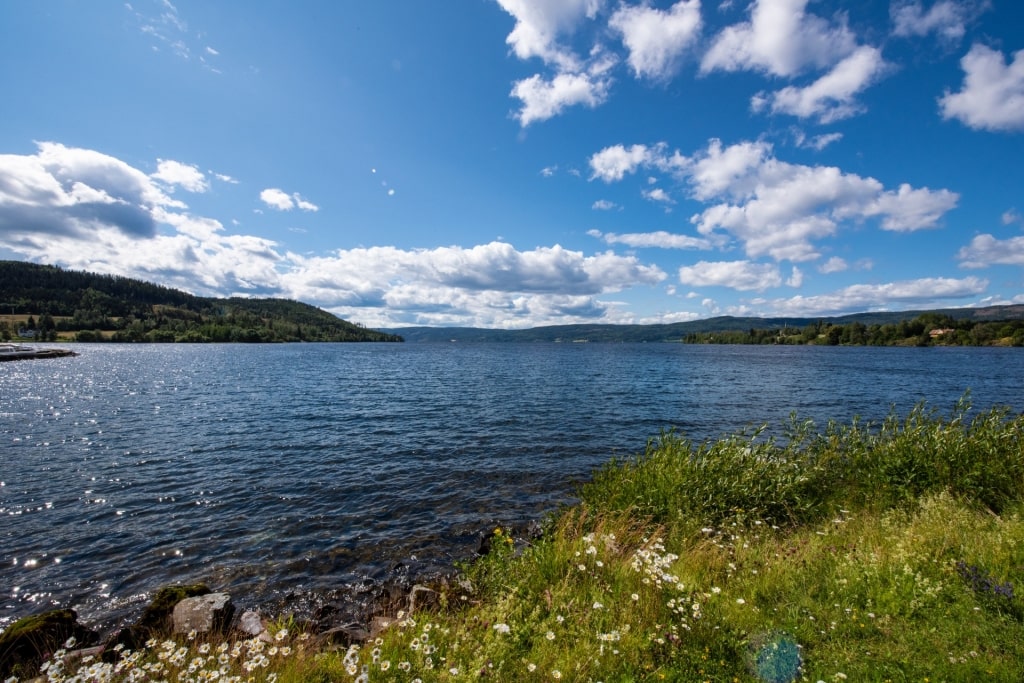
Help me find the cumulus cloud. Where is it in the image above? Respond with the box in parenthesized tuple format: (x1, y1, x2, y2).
(511, 67, 613, 126)
(589, 138, 959, 261)
(589, 143, 662, 182)
(0, 142, 184, 240)
(939, 44, 1024, 132)
(957, 234, 1024, 267)
(760, 276, 989, 316)
(609, 0, 702, 80)
(818, 256, 848, 273)
(752, 46, 890, 123)
(152, 159, 209, 193)
(0, 142, 675, 327)
(259, 188, 319, 212)
(678, 260, 785, 291)
(891, 0, 983, 42)
(589, 229, 713, 250)
(495, 0, 602, 70)
(280, 242, 665, 328)
(591, 199, 618, 210)
(701, 0, 858, 77)
(643, 187, 675, 204)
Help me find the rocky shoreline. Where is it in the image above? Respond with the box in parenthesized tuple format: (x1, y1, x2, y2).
(0, 522, 541, 680)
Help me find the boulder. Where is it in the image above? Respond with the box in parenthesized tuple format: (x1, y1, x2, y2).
(0, 609, 97, 680)
(105, 584, 210, 654)
(172, 593, 234, 635)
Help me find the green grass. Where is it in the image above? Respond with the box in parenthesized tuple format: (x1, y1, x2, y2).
(15, 398, 1024, 682)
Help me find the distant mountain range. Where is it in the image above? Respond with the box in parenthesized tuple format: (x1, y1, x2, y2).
(385, 305, 1024, 343)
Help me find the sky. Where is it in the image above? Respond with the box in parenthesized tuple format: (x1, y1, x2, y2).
(1, 1, 1022, 329)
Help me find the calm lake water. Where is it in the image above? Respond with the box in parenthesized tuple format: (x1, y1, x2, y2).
(2, 343, 1022, 632)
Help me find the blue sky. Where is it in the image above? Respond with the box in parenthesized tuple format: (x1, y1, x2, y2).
(1, 0, 1022, 329)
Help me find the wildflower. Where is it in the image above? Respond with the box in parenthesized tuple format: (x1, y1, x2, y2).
(546, 631, 556, 641)
(552, 669, 562, 679)
(187, 629, 197, 641)
(449, 667, 460, 675)
(380, 660, 391, 671)
(275, 628, 288, 642)
(736, 598, 746, 605)
(399, 661, 412, 671)
(493, 623, 511, 634)
(527, 663, 537, 672)
(631, 593, 640, 601)
(65, 635, 77, 648)
(593, 601, 604, 610)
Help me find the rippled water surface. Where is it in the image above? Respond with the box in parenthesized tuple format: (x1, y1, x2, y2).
(2, 343, 1022, 630)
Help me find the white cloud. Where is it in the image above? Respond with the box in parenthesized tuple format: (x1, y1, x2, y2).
(281, 242, 665, 327)
(939, 44, 1024, 132)
(151, 159, 209, 193)
(678, 260, 784, 291)
(793, 129, 843, 150)
(260, 188, 294, 211)
(588, 143, 662, 182)
(759, 276, 989, 316)
(0, 142, 183, 240)
(260, 188, 319, 212)
(540, 165, 558, 177)
(786, 265, 803, 287)
(1002, 209, 1022, 225)
(642, 187, 675, 204)
(864, 183, 959, 231)
(753, 46, 889, 123)
(957, 234, 1024, 267)
(591, 199, 618, 210)
(818, 256, 848, 273)
(0, 140, 674, 327)
(891, 0, 980, 42)
(609, 0, 702, 80)
(701, 0, 858, 77)
(495, 0, 603, 70)
(590, 229, 714, 250)
(511, 68, 612, 126)
(590, 138, 958, 261)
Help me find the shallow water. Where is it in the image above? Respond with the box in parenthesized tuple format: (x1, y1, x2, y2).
(2, 343, 1022, 631)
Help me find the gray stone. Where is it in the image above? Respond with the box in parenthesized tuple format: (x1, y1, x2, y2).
(172, 593, 235, 635)
(236, 610, 265, 637)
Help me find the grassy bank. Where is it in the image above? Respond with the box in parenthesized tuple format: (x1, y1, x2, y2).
(15, 399, 1024, 682)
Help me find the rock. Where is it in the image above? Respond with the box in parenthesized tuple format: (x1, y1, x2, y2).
(0, 609, 98, 680)
(236, 610, 266, 637)
(105, 584, 210, 654)
(172, 593, 235, 635)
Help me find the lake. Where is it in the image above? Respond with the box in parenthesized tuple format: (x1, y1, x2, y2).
(2, 342, 1022, 632)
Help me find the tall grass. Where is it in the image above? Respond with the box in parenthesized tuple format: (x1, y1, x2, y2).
(15, 399, 1024, 682)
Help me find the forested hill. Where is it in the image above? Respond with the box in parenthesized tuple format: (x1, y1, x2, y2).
(0, 261, 402, 343)
(387, 305, 1024, 345)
